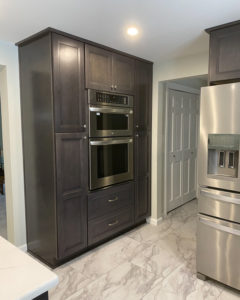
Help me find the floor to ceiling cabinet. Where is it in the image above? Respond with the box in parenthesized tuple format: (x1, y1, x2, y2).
(17, 27, 152, 267)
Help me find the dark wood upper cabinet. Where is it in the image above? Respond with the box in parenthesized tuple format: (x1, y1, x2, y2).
(56, 133, 88, 259)
(135, 61, 152, 131)
(85, 44, 135, 94)
(85, 44, 113, 92)
(207, 21, 240, 84)
(112, 53, 135, 94)
(52, 34, 86, 132)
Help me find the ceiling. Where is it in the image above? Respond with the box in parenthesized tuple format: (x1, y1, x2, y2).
(1, 0, 240, 62)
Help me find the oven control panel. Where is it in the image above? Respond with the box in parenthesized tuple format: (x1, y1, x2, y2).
(88, 89, 133, 107)
(96, 92, 128, 105)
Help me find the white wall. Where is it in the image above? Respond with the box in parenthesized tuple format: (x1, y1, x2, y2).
(151, 52, 209, 221)
(0, 40, 26, 246)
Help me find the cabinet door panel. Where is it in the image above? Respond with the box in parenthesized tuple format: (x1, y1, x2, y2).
(56, 133, 88, 259)
(135, 132, 151, 222)
(135, 61, 152, 131)
(52, 34, 86, 132)
(85, 44, 112, 92)
(134, 61, 152, 223)
(209, 25, 240, 83)
(112, 54, 135, 95)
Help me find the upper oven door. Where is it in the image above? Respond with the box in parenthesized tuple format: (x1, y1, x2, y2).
(89, 106, 133, 137)
(89, 137, 133, 190)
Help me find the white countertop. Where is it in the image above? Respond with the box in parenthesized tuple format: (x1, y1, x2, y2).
(0, 237, 58, 300)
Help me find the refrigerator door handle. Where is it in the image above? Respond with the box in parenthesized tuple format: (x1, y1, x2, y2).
(200, 187, 240, 205)
(199, 215, 240, 237)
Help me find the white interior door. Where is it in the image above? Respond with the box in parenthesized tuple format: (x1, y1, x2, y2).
(166, 87, 199, 212)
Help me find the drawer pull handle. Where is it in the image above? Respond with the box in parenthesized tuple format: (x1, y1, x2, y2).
(108, 197, 118, 203)
(108, 220, 119, 227)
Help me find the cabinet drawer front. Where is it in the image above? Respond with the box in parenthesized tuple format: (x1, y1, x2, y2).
(88, 182, 134, 220)
(88, 207, 134, 246)
(197, 214, 240, 290)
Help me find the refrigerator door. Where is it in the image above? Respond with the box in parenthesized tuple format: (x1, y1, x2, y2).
(198, 83, 240, 192)
(198, 186, 240, 223)
(197, 214, 240, 290)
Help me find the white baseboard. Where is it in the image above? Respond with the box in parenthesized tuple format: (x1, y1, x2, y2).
(19, 244, 27, 252)
(146, 216, 163, 226)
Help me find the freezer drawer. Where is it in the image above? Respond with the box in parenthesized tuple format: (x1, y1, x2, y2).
(198, 187, 240, 223)
(197, 214, 240, 290)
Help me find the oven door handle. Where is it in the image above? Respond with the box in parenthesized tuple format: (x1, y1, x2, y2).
(200, 187, 240, 205)
(90, 138, 133, 146)
(89, 106, 133, 114)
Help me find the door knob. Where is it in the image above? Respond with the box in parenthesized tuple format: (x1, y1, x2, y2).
(82, 124, 86, 128)
(136, 125, 139, 128)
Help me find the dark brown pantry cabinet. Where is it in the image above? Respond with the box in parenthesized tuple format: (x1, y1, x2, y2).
(206, 20, 240, 84)
(17, 27, 152, 267)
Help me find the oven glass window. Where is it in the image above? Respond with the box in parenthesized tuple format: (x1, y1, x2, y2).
(97, 144, 128, 178)
(96, 113, 128, 130)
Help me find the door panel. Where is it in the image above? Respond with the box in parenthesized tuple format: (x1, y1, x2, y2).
(135, 132, 151, 222)
(85, 44, 112, 92)
(112, 53, 135, 95)
(134, 61, 152, 222)
(167, 89, 199, 212)
(56, 133, 88, 259)
(52, 34, 86, 132)
(135, 61, 152, 131)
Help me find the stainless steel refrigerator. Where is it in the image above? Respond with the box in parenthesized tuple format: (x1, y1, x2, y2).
(197, 82, 240, 290)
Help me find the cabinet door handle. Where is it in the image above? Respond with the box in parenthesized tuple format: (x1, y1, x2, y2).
(135, 134, 139, 137)
(82, 124, 86, 128)
(136, 125, 139, 128)
(108, 196, 118, 203)
(108, 220, 119, 227)
(114, 85, 117, 90)
(83, 136, 87, 140)
(111, 85, 114, 90)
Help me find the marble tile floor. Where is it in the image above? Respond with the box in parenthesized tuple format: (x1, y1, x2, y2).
(0, 193, 7, 239)
(50, 199, 240, 300)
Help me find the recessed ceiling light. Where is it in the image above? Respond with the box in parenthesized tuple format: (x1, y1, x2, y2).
(127, 27, 138, 36)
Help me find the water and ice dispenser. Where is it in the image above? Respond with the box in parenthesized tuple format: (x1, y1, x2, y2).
(208, 134, 239, 178)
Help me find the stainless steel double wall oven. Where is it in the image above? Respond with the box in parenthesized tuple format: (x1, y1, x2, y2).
(88, 90, 134, 190)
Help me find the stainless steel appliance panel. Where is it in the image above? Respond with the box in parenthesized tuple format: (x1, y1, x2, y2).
(88, 89, 133, 107)
(198, 187, 240, 223)
(89, 105, 133, 137)
(198, 83, 240, 192)
(197, 214, 240, 290)
(89, 137, 133, 190)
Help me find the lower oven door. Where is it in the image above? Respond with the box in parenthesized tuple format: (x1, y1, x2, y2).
(197, 214, 240, 290)
(89, 137, 133, 190)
